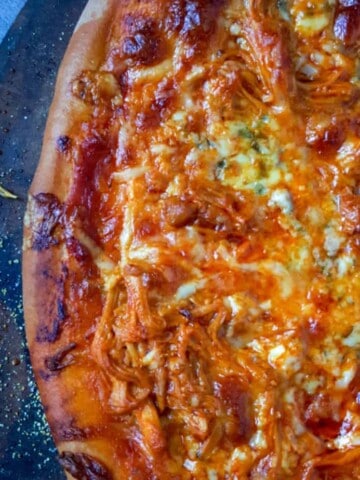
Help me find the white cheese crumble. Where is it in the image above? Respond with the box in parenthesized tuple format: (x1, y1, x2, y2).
(335, 364, 357, 390)
(249, 430, 267, 450)
(268, 189, 293, 214)
(336, 254, 355, 276)
(343, 324, 360, 348)
(302, 378, 323, 395)
(175, 279, 206, 301)
(113, 166, 148, 182)
(268, 345, 286, 364)
(207, 469, 218, 480)
(183, 459, 197, 472)
(229, 23, 241, 36)
(333, 412, 360, 449)
(324, 225, 344, 257)
(295, 13, 329, 36)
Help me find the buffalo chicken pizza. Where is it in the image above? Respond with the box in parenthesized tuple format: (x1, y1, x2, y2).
(22, 0, 360, 478)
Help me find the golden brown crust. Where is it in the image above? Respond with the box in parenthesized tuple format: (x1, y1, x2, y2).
(23, 0, 113, 349)
(23, 1, 118, 478)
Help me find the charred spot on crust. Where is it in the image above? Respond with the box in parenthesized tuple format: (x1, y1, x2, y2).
(36, 301, 67, 343)
(44, 342, 77, 372)
(59, 451, 112, 480)
(65, 237, 100, 276)
(68, 134, 111, 210)
(38, 369, 53, 381)
(56, 135, 71, 153)
(122, 15, 164, 65)
(31, 193, 64, 251)
(57, 425, 91, 442)
(36, 316, 61, 343)
(36, 268, 68, 343)
(53, 418, 92, 442)
(58, 426, 88, 441)
(56, 298, 66, 322)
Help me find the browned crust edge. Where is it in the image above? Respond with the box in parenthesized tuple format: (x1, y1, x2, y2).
(23, 0, 115, 346)
(22, 1, 116, 479)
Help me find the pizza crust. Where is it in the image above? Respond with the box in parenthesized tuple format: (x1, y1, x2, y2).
(23, 1, 116, 479)
(24, 0, 114, 346)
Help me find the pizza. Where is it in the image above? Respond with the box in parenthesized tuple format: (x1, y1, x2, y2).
(22, 0, 360, 478)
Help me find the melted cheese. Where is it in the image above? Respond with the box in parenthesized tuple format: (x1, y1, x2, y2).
(54, 0, 360, 478)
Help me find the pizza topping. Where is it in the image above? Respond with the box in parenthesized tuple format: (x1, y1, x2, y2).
(167, 0, 225, 59)
(72, 71, 121, 111)
(339, 191, 360, 234)
(26, 0, 360, 478)
(122, 15, 165, 66)
(303, 447, 360, 479)
(215, 375, 254, 441)
(305, 114, 346, 152)
(162, 196, 198, 228)
(58, 452, 112, 480)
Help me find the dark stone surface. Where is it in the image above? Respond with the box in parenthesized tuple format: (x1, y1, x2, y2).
(0, 1, 87, 478)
